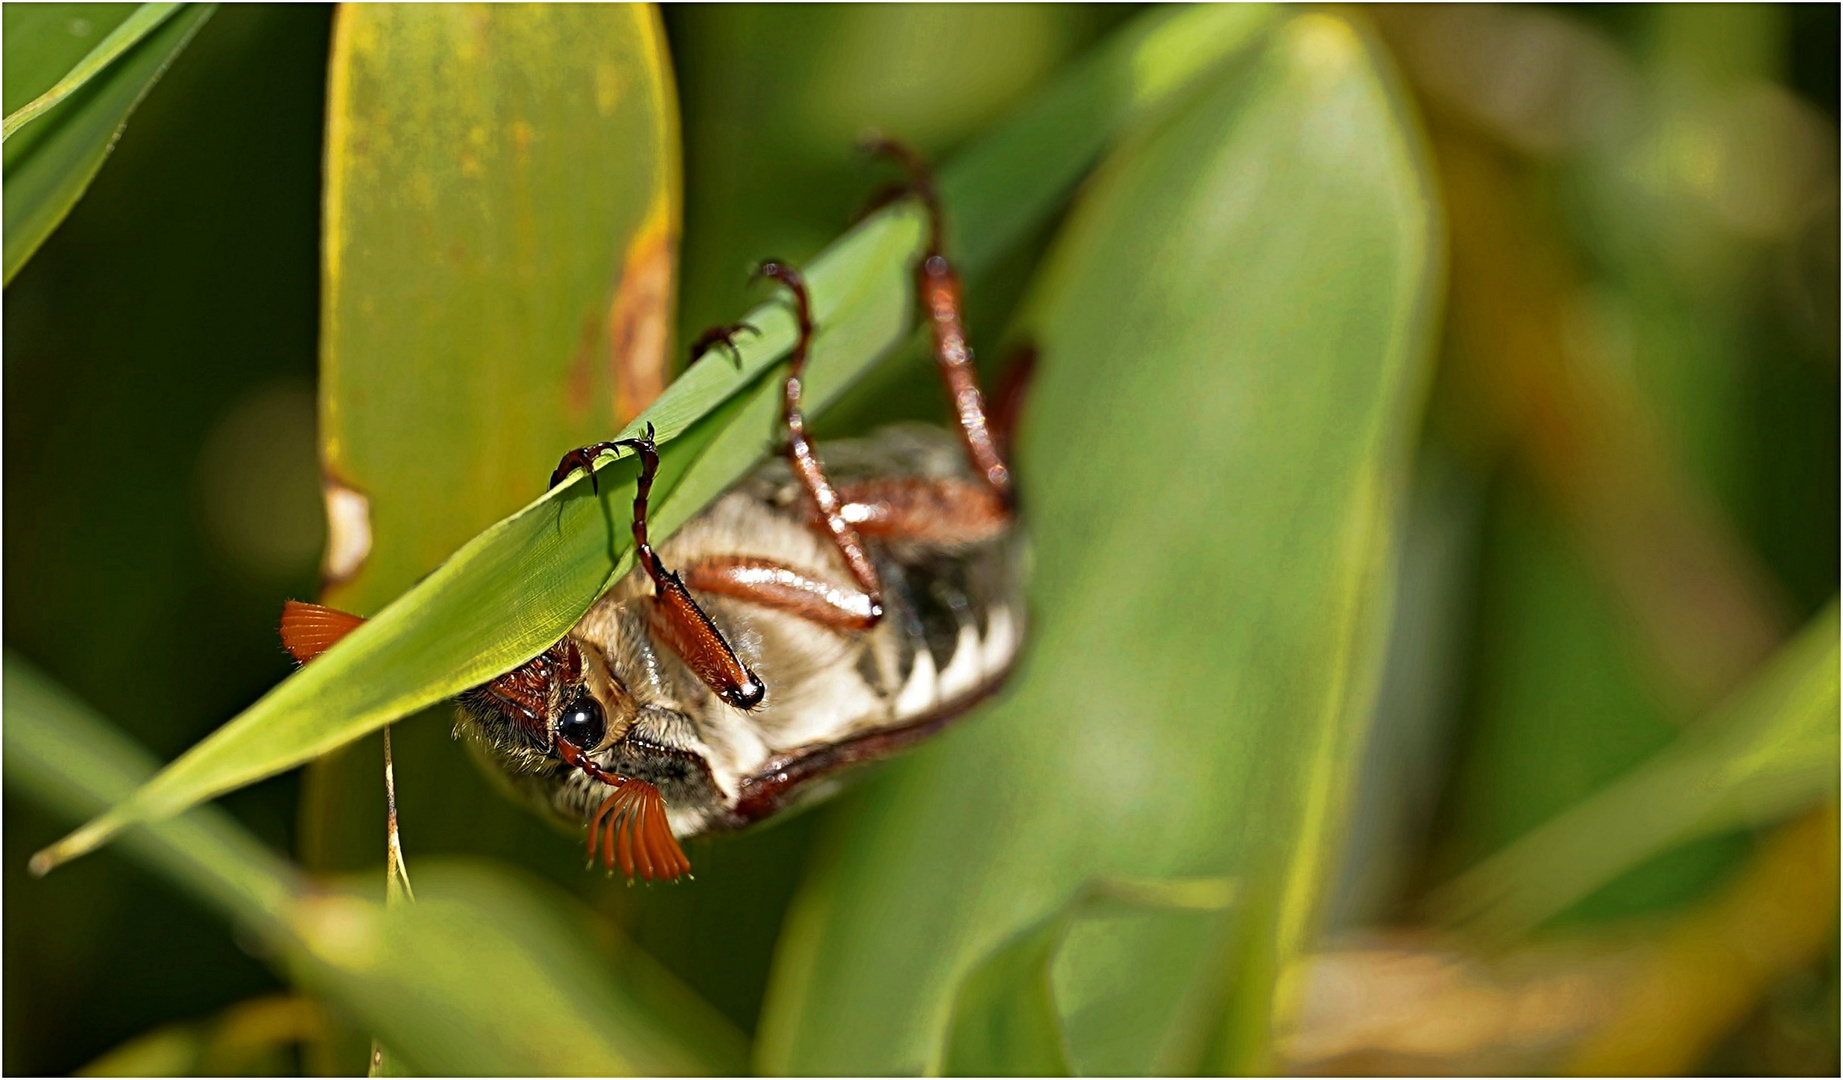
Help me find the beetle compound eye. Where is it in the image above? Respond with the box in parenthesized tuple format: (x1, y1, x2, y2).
(555, 694, 606, 751)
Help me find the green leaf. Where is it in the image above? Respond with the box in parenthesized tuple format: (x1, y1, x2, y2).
(7, 652, 745, 1076)
(292, 861, 750, 1076)
(319, 3, 683, 615)
(1432, 600, 1841, 941)
(76, 996, 321, 1077)
(755, 13, 1439, 1075)
(3, 3, 180, 140)
(304, 0, 684, 919)
(5, 650, 300, 932)
(3, 4, 139, 112)
(2, 3, 212, 283)
(944, 915, 1074, 1077)
(941, 878, 1239, 1077)
(36, 2, 1280, 874)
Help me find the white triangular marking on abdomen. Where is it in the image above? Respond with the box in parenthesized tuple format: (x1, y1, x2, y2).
(892, 645, 939, 718)
(981, 606, 1017, 677)
(936, 621, 984, 702)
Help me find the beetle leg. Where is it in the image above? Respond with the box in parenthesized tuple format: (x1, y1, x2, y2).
(550, 426, 766, 710)
(669, 474, 1012, 632)
(860, 136, 1016, 510)
(679, 555, 881, 631)
(550, 439, 625, 493)
(753, 260, 885, 628)
(689, 322, 759, 370)
(678, 469, 1016, 625)
(830, 476, 1010, 546)
(673, 473, 1016, 631)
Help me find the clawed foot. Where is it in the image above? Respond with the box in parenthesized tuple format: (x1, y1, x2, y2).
(691, 322, 758, 369)
(549, 422, 659, 493)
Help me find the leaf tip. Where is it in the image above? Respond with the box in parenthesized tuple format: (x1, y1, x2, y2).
(29, 804, 127, 876)
(29, 831, 88, 877)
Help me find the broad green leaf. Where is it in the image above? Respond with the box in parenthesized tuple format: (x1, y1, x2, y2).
(36, 2, 1280, 873)
(304, 0, 683, 921)
(3, 3, 181, 139)
(941, 877, 1239, 1076)
(319, 3, 682, 615)
(1432, 600, 1840, 941)
(755, 13, 1439, 1075)
(7, 653, 745, 1075)
(627, 3, 1136, 1025)
(2, 3, 212, 283)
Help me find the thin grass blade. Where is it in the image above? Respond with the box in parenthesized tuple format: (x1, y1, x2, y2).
(1432, 600, 1840, 941)
(2, 3, 181, 140)
(2, 3, 212, 282)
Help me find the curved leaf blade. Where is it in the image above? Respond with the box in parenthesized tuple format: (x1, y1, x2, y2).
(5, 651, 301, 931)
(2, 3, 212, 283)
(1433, 600, 1841, 940)
(290, 861, 750, 1077)
(2, 3, 181, 140)
(756, 13, 1440, 1074)
(943, 913, 1074, 1077)
(941, 877, 1240, 1076)
(3, 4, 142, 117)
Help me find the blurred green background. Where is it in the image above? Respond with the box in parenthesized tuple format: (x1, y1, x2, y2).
(4, 4, 1837, 1076)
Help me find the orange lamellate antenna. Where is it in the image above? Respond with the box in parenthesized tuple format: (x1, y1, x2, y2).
(556, 733, 690, 881)
(587, 779, 690, 881)
(279, 600, 366, 663)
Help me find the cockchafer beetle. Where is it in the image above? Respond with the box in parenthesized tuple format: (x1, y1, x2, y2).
(284, 140, 1030, 881)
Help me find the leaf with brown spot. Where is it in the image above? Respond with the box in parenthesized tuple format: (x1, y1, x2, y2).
(317, 4, 681, 616)
(609, 198, 678, 425)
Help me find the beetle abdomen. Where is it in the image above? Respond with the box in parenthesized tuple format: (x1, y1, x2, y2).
(574, 423, 1028, 835)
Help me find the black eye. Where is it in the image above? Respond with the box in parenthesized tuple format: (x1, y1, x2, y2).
(555, 694, 605, 751)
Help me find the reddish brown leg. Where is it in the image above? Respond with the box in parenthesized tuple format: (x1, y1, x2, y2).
(754, 261, 885, 626)
(551, 425, 766, 710)
(681, 556, 880, 631)
(551, 318, 757, 491)
(670, 476, 1011, 637)
(861, 136, 1016, 510)
(831, 476, 1010, 546)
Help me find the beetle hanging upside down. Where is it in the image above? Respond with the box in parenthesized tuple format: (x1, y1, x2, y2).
(282, 141, 1029, 882)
